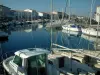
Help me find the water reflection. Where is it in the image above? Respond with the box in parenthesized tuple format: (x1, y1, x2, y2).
(0, 31, 9, 43)
(46, 27, 94, 50)
(1, 24, 50, 53)
(62, 30, 82, 37)
(0, 37, 8, 43)
(9, 24, 38, 32)
(0, 23, 96, 54)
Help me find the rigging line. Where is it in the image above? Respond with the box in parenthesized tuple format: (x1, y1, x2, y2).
(76, 35, 82, 49)
(64, 33, 70, 48)
(65, 0, 70, 20)
(64, 0, 69, 23)
(64, 32, 70, 47)
(92, 0, 96, 9)
(60, 8, 64, 25)
(65, 0, 68, 13)
(67, 33, 71, 48)
(61, 32, 66, 47)
(61, 31, 65, 46)
(60, 31, 65, 47)
(62, 32, 82, 50)
(62, 31, 71, 48)
(55, 31, 58, 48)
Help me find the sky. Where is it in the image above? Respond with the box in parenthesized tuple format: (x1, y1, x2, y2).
(1, 0, 100, 17)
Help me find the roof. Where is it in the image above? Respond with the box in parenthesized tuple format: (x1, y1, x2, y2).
(24, 9, 36, 12)
(14, 10, 26, 12)
(15, 48, 50, 58)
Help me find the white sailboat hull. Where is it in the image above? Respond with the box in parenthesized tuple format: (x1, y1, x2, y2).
(82, 28, 100, 37)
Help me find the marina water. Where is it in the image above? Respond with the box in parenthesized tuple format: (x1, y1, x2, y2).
(0, 24, 95, 54)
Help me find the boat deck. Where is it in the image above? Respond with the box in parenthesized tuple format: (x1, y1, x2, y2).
(52, 48, 100, 60)
(52, 43, 100, 61)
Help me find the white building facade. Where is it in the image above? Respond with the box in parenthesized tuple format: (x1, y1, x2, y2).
(14, 9, 38, 21)
(95, 6, 100, 22)
(38, 12, 50, 19)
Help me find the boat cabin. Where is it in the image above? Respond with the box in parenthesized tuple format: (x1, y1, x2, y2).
(9, 48, 49, 75)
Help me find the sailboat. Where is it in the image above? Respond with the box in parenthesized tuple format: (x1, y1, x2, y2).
(62, 0, 82, 32)
(82, 0, 100, 37)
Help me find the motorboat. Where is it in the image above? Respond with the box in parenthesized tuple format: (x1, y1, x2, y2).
(62, 24, 82, 32)
(82, 28, 100, 37)
(3, 48, 49, 75)
(3, 48, 96, 75)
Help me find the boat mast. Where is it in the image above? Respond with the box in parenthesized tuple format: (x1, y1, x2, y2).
(65, 0, 70, 21)
(62, 8, 64, 21)
(68, 0, 70, 21)
(89, 1, 93, 26)
(50, 0, 53, 53)
(88, 0, 94, 50)
(96, 12, 100, 50)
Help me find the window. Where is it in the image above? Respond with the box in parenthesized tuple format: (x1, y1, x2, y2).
(70, 25, 76, 28)
(27, 54, 46, 75)
(28, 56, 37, 68)
(28, 54, 46, 68)
(13, 55, 22, 66)
(37, 54, 46, 67)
